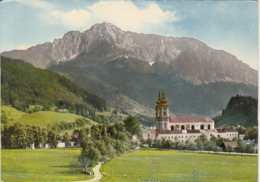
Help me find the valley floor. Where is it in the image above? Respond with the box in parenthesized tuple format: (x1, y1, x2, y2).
(100, 149, 258, 182)
(1, 148, 258, 182)
(1, 148, 93, 182)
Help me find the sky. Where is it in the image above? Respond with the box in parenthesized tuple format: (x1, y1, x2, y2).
(0, 0, 258, 70)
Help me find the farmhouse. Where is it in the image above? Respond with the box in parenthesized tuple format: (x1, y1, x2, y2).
(155, 90, 238, 143)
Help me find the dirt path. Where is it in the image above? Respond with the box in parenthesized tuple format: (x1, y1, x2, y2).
(83, 162, 103, 182)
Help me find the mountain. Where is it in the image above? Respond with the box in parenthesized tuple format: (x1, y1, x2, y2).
(214, 95, 257, 128)
(2, 22, 257, 86)
(1, 56, 107, 116)
(2, 22, 258, 116)
(49, 56, 257, 116)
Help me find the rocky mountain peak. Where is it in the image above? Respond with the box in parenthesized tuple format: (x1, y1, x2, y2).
(1, 22, 257, 86)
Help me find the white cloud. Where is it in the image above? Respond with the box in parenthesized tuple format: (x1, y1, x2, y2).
(17, 0, 54, 9)
(46, 1, 182, 32)
(48, 9, 90, 29)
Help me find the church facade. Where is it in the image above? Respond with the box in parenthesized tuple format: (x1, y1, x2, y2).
(155, 90, 238, 143)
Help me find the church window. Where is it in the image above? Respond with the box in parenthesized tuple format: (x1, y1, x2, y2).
(171, 126, 174, 130)
(200, 125, 204, 129)
(164, 111, 166, 115)
(191, 125, 195, 130)
(208, 125, 211, 129)
(181, 125, 185, 130)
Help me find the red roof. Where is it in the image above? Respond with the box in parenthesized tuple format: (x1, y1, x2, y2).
(187, 130, 201, 133)
(169, 116, 214, 123)
(159, 130, 182, 134)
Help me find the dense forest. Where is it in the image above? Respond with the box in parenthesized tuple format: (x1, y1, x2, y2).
(214, 95, 257, 127)
(1, 57, 107, 117)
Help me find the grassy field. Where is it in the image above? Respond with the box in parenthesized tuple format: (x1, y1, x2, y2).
(1, 105, 28, 121)
(101, 149, 258, 182)
(1, 105, 97, 127)
(1, 148, 94, 182)
(18, 111, 97, 127)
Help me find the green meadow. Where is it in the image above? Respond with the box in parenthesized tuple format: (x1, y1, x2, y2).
(19, 111, 97, 127)
(101, 149, 258, 182)
(1, 106, 97, 127)
(1, 148, 93, 182)
(1, 105, 27, 121)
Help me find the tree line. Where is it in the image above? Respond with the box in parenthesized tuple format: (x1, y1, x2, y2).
(1, 118, 90, 149)
(145, 133, 255, 154)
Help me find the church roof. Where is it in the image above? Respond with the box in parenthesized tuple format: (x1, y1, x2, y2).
(169, 116, 214, 123)
(159, 130, 182, 134)
(217, 128, 237, 133)
(187, 130, 201, 133)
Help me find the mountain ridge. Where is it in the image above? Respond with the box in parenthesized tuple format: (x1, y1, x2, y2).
(2, 22, 257, 86)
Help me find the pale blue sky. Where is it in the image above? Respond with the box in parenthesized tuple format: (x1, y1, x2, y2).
(0, 0, 258, 70)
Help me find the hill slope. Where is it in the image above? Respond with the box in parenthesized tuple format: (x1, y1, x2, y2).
(214, 95, 257, 128)
(1, 56, 107, 116)
(50, 56, 257, 116)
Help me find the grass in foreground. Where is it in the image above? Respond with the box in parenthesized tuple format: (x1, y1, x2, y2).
(1, 148, 93, 182)
(101, 149, 258, 182)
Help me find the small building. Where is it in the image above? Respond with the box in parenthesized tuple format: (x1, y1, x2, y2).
(216, 128, 238, 141)
(57, 141, 65, 148)
(58, 109, 68, 113)
(72, 129, 80, 138)
(70, 135, 78, 147)
(239, 134, 245, 140)
(221, 141, 238, 152)
(142, 129, 156, 140)
(242, 139, 258, 153)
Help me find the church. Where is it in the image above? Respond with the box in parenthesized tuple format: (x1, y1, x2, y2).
(155, 90, 238, 143)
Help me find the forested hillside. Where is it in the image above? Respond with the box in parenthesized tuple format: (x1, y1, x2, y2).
(1, 57, 107, 116)
(214, 95, 257, 127)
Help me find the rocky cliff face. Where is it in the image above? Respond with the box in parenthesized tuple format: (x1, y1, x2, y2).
(2, 22, 258, 86)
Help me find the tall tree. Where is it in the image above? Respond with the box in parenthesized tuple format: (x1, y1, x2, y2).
(123, 116, 141, 136)
(78, 142, 100, 172)
(195, 139, 203, 152)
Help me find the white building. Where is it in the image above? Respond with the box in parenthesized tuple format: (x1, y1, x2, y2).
(155, 90, 238, 143)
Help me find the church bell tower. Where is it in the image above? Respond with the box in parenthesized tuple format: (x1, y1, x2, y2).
(155, 89, 169, 135)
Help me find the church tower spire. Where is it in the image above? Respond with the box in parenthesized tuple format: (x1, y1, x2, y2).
(155, 89, 169, 135)
(157, 91, 162, 106)
(160, 89, 168, 106)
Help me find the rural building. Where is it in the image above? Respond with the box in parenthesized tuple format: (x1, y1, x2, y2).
(242, 139, 258, 153)
(56, 141, 65, 148)
(72, 129, 80, 137)
(70, 135, 78, 147)
(142, 129, 156, 140)
(221, 141, 238, 151)
(155, 90, 238, 143)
